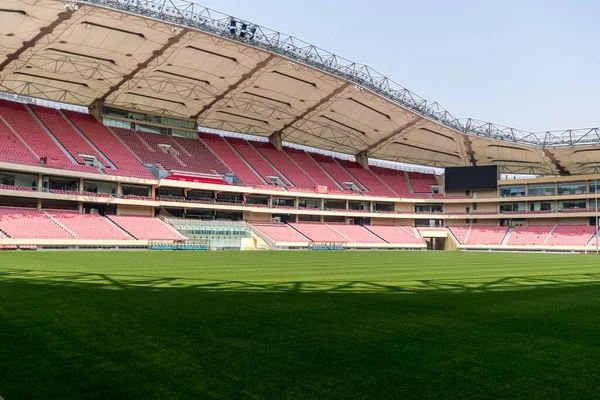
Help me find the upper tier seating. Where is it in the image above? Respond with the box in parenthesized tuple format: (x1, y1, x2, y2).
(283, 148, 342, 190)
(450, 226, 508, 245)
(107, 215, 186, 240)
(0, 208, 74, 239)
(225, 137, 289, 185)
(365, 225, 425, 244)
(370, 166, 414, 198)
(407, 172, 438, 193)
(289, 222, 347, 242)
(545, 225, 597, 246)
(250, 222, 309, 243)
(327, 224, 386, 243)
(200, 134, 266, 187)
(252, 142, 316, 189)
(336, 160, 397, 197)
(507, 225, 554, 246)
(0, 118, 39, 166)
(63, 112, 153, 179)
(112, 128, 228, 177)
(0, 101, 97, 173)
(47, 211, 131, 240)
(310, 154, 363, 191)
(30, 105, 105, 164)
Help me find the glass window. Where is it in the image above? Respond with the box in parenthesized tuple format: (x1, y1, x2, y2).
(499, 185, 525, 197)
(528, 183, 555, 196)
(529, 202, 554, 212)
(559, 200, 587, 211)
(557, 181, 586, 195)
(500, 202, 526, 212)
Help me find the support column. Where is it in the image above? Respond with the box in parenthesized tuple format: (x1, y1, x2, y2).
(268, 131, 283, 151)
(89, 99, 103, 123)
(355, 151, 369, 170)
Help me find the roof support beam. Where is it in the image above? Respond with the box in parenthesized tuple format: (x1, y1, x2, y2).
(357, 115, 422, 155)
(0, 9, 76, 72)
(191, 54, 275, 119)
(274, 82, 351, 138)
(97, 28, 189, 103)
(462, 136, 477, 166)
(543, 149, 570, 176)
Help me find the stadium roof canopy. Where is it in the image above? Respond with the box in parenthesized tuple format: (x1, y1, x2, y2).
(1, 0, 600, 176)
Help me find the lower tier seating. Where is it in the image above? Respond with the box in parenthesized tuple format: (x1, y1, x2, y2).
(449, 226, 508, 245)
(365, 225, 425, 244)
(107, 215, 186, 240)
(545, 225, 597, 246)
(328, 223, 386, 243)
(289, 222, 348, 242)
(47, 211, 131, 240)
(507, 226, 554, 246)
(250, 222, 309, 243)
(0, 208, 74, 239)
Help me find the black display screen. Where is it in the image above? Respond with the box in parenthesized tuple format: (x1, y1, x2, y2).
(444, 165, 498, 191)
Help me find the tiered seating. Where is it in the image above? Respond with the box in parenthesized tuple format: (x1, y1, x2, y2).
(0, 208, 74, 239)
(408, 172, 438, 193)
(448, 226, 470, 244)
(327, 224, 386, 243)
(64, 112, 153, 179)
(545, 225, 597, 246)
(289, 222, 347, 242)
(310, 154, 362, 190)
(507, 226, 554, 246)
(365, 225, 425, 244)
(200, 134, 266, 187)
(450, 226, 508, 245)
(107, 215, 186, 240)
(0, 119, 39, 165)
(225, 137, 288, 184)
(171, 136, 229, 174)
(0, 184, 35, 192)
(336, 159, 397, 197)
(30, 106, 104, 165)
(47, 211, 131, 240)
(0, 101, 97, 173)
(370, 166, 414, 197)
(250, 222, 309, 243)
(252, 142, 316, 189)
(284, 148, 342, 190)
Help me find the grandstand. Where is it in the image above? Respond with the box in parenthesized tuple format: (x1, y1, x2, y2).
(0, 0, 598, 253)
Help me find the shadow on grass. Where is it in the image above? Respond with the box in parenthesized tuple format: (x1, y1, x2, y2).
(1, 269, 600, 400)
(2, 267, 600, 294)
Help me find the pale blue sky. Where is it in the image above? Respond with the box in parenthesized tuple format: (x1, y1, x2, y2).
(199, 0, 599, 132)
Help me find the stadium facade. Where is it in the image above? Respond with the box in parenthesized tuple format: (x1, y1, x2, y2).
(0, 0, 600, 251)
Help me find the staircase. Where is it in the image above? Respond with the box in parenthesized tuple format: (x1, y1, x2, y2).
(501, 227, 514, 245)
(542, 225, 557, 245)
(404, 171, 415, 194)
(42, 211, 79, 238)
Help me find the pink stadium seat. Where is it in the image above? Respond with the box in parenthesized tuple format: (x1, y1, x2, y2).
(30, 105, 104, 164)
(336, 159, 397, 197)
(0, 118, 39, 166)
(407, 172, 438, 193)
(0, 101, 97, 173)
(310, 154, 363, 191)
(46, 211, 131, 240)
(64, 112, 154, 179)
(252, 142, 316, 189)
(200, 134, 266, 187)
(283, 148, 342, 190)
(327, 224, 386, 244)
(0, 208, 74, 239)
(370, 166, 414, 197)
(107, 215, 185, 240)
(365, 225, 425, 244)
(250, 222, 309, 243)
(507, 226, 554, 246)
(289, 222, 347, 242)
(225, 137, 289, 185)
(545, 225, 597, 246)
(450, 226, 508, 245)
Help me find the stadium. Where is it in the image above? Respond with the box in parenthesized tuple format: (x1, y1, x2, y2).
(1, 1, 600, 398)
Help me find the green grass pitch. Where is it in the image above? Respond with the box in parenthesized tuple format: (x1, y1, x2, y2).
(1, 251, 600, 399)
